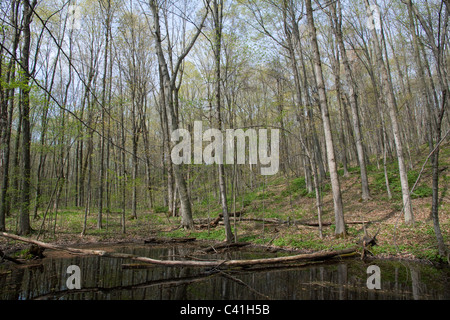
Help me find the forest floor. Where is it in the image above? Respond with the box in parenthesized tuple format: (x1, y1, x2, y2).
(1, 145, 449, 264)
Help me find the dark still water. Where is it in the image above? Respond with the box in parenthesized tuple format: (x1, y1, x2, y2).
(1, 244, 449, 300)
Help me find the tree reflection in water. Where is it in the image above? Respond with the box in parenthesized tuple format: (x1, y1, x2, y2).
(0, 245, 449, 300)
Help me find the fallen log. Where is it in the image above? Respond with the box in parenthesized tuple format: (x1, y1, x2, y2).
(0, 232, 360, 268)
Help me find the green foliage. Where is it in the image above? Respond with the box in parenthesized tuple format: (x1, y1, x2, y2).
(256, 191, 275, 200)
(366, 163, 379, 173)
(338, 166, 361, 176)
(291, 177, 306, 190)
(372, 167, 433, 199)
(162, 227, 226, 242)
(306, 183, 331, 198)
(371, 244, 401, 256)
(282, 176, 332, 199)
(154, 205, 169, 214)
(411, 185, 433, 199)
(162, 228, 187, 239)
(242, 191, 258, 207)
(13, 248, 34, 260)
(282, 177, 308, 197)
(195, 228, 226, 241)
(272, 231, 328, 251)
(415, 250, 444, 262)
(373, 171, 391, 192)
(239, 234, 268, 245)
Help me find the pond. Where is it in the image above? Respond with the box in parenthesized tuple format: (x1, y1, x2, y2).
(1, 243, 449, 300)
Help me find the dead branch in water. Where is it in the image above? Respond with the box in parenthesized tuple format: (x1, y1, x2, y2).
(1, 232, 360, 268)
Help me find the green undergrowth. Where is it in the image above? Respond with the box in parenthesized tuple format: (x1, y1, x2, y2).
(281, 177, 331, 199)
(372, 168, 433, 199)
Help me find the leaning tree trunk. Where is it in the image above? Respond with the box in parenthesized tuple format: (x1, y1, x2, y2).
(306, 0, 346, 237)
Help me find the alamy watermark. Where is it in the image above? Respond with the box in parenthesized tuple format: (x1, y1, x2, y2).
(66, 265, 81, 290)
(171, 121, 280, 176)
(367, 265, 381, 290)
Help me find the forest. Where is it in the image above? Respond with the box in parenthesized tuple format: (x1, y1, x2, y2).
(0, 0, 449, 272)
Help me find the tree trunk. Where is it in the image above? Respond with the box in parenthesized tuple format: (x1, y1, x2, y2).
(142, 106, 154, 211)
(121, 86, 127, 234)
(331, 1, 371, 200)
(157, 65, 174, 214)
(431, 127, 447, 257)
(149, 0, 207, 229)
(407, 0, 449, 256)
(364, 0, 413, 225)
(131, 118, 139, 220)
(212, 0, 233, 243)
(282, 1, 312, 189)
(98, 0, 111, 229)
(18, 0, 37, 236)
(0, 0, 20, 231)
(306, 0, 346, 237)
